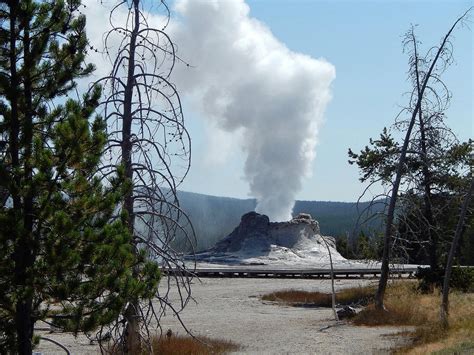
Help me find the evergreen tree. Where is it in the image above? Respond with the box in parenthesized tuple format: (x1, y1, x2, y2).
(0, 0, 160, 353)
(349, 131, 472, 267)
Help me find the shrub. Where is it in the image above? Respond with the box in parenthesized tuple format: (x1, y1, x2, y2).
(109, 334, 240, 355)
(416, 267, 474, 293)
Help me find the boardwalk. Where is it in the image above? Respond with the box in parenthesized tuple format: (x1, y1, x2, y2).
(164, 266, 419, 279)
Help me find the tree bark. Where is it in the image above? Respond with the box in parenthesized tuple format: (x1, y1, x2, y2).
(419, 124, 437, 271)
(121, 0, 141, 352)
(322, 237, 338, 321)
(412, 35, 437, 272)
(440, 177, 473, 328)
(375, 118, 416, 310)
(8, 1, 34, 353)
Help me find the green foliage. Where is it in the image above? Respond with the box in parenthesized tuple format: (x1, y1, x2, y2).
(355, 231, 383, 260)
(349, 107, 472, 269)
(294, 199, 385, 237)
(335, 234, 355, 259)
(0, 0, 160, 351)
(416, 267, 474, 293)
(398, 192, 474, 266)
(348, 127, 400, 184)
(459, 222, 474, 266)
(334, 231, 383, 260)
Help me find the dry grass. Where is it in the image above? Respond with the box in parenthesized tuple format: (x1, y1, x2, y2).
(353, 282, 431, 326)
(261, 285, 375, 307)
(109, 334, 240, 355)
(351, 281, 474, 354)
(151, 334, 240, 355)
(263, 282, 474, 353)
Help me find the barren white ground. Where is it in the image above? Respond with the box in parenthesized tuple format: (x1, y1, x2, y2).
(35, 277, 410, 354)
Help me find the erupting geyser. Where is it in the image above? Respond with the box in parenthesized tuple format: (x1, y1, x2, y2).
(194, 212, 346, 266)
(171, 0, 335, 221)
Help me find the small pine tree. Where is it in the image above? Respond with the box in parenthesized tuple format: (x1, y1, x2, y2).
(0, 0, 160, 353)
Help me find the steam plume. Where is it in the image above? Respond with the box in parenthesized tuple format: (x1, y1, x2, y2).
(172, 0, 335, 221)
(82, 0, 335, 221)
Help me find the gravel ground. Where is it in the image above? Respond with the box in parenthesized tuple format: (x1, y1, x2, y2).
(35, 277, 410, 354)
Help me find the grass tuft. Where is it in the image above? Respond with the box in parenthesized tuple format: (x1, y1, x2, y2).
(353, 282, 430, 326)
(151, 334, 240, 355)
(261, 285, 375, 307)
(108, 334, 240, 355)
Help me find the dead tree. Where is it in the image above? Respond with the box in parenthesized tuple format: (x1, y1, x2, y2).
(92, 0, 196, 351)
(349, 9, 471, 310)
(440, 176, 473, 327)
(375, 10, 471, 310)
(321, 236, 338, 321)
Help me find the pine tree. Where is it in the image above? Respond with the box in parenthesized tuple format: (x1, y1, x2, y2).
(0, 0, 160, 353)
(349, 131, 472, 267)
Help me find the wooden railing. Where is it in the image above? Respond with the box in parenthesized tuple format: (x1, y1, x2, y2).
(163, 267, 420, 279)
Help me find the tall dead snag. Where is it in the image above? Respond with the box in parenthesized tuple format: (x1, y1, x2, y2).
(350, 8, 472, 299)
(93, 0, 195, 351)
(375, 10, 470, 310)
(440, 177, 474, 327)
(322, 236, 338, 321)
(347, 10, 471, 310)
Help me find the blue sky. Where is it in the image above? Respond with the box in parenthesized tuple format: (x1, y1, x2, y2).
(176, 0, 473, 202)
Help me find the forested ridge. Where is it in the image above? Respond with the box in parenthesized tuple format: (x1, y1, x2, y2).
(173, 190, 473, 266)
(174, 190, 384, 252)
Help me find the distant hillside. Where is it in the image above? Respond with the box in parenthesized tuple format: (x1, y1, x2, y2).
(293, 200, 383, 237)
(174, 190, 384, 252)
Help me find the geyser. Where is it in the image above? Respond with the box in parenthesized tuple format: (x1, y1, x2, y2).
(171, 0, 335, 221)
(194, 211, 345, 266)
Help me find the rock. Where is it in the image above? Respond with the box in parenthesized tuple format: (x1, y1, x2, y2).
(337, 306, 357, 320)
(212, 211, 271, 253)
(295, 213, 312, 220)
(238, 211, 270, 237)
(193, 211, 346, 266)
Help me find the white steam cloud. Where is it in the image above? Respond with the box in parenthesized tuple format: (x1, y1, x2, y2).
(82, 0, 335, 222)
(171, 0, 335, 221)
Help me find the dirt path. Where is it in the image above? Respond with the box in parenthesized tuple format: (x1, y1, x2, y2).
(36, 278, 409, 354)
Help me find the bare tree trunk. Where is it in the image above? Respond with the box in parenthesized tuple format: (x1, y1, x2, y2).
(412, 34, 437, 272)
(374, 12, 469, 310)
(440, 177, 474, 328)
(375, 126, 415, 310)
(124, 303, 141, 353)
(418, 116, 437, 271)
(122, 0, 141, 352)
(322, 237, 338, 321)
